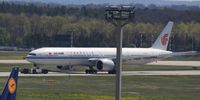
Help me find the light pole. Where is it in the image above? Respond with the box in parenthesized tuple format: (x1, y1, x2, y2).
(105, 5, 135, 100)
(71, 30, 73, 47)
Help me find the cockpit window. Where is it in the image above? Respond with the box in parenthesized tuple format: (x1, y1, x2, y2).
(28, 53, 36, 56)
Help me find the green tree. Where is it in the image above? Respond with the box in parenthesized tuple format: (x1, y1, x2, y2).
(0, 28, 11, 45)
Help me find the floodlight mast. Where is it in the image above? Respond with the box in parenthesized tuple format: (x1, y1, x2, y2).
(105, 5, 135, 100)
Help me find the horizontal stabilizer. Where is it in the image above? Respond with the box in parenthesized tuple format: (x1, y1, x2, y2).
(171, 51, 198, 57)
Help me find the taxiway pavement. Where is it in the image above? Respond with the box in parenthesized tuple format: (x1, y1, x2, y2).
(0, 60, 29, 64)
(0, 70, 200, 77)
(0, 60, 200, 67)
(0, 60, 200, 77)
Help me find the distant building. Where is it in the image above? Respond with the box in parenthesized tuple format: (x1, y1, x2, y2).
(0, 46, 17, 51)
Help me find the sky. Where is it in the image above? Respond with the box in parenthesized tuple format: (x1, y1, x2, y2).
(174, 0, 200, 1)
(171, 0, 200, 1)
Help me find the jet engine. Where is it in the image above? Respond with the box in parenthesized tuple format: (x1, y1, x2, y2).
(96, 59, 115, 71)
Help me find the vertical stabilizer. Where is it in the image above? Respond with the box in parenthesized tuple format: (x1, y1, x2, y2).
(0, 67, 19, 100)
(151, 21, 174, 50)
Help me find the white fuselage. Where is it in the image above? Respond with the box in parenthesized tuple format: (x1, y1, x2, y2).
(26, 47, 172, 66)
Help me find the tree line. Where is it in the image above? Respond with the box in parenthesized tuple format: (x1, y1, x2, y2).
(0, 2, 199, 51)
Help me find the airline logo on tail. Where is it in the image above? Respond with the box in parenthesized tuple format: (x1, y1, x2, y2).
(151, 21, 173, 50)
(8, 78, 16, 94)
(0, 67, 19, 100)
(161, 34, 169, 46)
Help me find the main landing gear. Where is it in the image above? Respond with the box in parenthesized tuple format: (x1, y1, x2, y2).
(21, 64, 48, 74)
(108, 70, 116, 74)
(85, 69, 97, 74)
(85, 66, 97, 74)
(85, 67, 116, 74)
(20, 68, 48, 74)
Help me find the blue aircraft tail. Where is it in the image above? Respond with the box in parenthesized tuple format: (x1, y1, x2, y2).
(0, 67, 19, 100)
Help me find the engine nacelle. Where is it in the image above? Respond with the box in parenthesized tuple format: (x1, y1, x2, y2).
(96, 59, 115, 71)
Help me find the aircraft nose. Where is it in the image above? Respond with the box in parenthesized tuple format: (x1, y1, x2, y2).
(26, 52, 37, 62)
(25, 54, 29, 59)
(25, 55, 31, 62)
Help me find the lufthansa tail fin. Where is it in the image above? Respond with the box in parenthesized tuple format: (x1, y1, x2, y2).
(151, 21, 174, 50)
(0, 67, 19, 100)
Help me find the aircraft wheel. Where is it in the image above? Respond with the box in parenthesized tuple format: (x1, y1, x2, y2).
(85, 70, 90, 74)
(108, 70, 116, 74)
(32, 69, 37, 74)
(42, 69, 48, 74)
(94, 70, 97, 74)
(85, 70, 97, 74)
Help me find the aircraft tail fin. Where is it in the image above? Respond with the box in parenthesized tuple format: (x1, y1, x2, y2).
(151, 21, 174, 50)
(0, 67, 19, 100)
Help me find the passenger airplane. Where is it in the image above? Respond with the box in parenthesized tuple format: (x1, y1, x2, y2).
(0, 67, 19, 100)
(26, 21, 175, 74)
